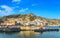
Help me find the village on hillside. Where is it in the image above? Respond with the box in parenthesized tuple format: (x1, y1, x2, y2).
(0, 14, 60, 31)
(0, 14, 48, 30)
(0, 17, 48, 30)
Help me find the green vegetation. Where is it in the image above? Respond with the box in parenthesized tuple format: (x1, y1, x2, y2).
(0, 13, 60, 25)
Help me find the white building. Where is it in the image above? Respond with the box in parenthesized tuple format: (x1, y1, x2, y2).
(34, 19, 43, 25)
(23, 21, 30, 26)
(30, 21, 36, 26)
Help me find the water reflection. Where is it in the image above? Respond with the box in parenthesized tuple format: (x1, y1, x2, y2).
(0, 31, 60, 38)
(18, 31, 41, 38)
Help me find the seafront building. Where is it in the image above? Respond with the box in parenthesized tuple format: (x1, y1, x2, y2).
(0, 18, 48, 30)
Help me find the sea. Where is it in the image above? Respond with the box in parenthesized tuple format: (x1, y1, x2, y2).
(0, 26, 60, 38)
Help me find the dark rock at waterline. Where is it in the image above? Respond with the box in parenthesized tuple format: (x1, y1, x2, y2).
(34, 29, 59, 32)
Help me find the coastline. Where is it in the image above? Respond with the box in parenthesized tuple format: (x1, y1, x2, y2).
(0, 25, 59, 32)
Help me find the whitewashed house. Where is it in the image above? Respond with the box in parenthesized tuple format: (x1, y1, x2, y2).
(34, 19, 43, 26)
(23, 21, 30, 26)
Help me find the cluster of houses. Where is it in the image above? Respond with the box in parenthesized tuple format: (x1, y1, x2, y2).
(0, 18, 48, 28)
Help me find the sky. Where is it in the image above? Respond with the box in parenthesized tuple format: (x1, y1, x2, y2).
(0, 0, 60, 19)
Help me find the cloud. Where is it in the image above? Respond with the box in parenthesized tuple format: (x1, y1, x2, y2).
(0, 5, 13, 16)
(19, 8, 28, 12)
(1, 5, 13, 13)
(12, 0, 21, 4)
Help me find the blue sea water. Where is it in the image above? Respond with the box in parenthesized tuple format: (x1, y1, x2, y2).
(0, 26, 60, 38)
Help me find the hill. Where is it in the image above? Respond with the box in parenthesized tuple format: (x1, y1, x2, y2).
(0, 13, 60, 25)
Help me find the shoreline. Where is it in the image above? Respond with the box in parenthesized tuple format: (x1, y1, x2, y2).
(0, 25, 59, 32)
